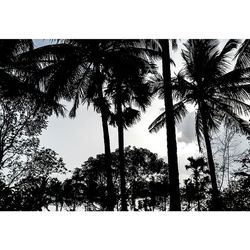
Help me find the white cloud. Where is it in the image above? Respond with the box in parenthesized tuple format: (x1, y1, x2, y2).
(177, 111, 196, 144)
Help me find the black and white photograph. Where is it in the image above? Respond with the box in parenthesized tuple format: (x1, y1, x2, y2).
(1, 1, 250, 249)
(0, 39, 250, 212)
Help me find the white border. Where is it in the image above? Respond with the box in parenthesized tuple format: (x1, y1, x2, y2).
(0, 0, 250, 249)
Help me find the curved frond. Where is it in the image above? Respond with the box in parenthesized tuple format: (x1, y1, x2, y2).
(235, 39, 250, 69)
(108, 107, 141, 129)
(148, 101, 187, 133)
(195, 110, 203, 152)
(148, 110, 166, 133)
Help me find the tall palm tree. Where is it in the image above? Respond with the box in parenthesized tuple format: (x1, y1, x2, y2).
(20, 39, 157, 210)
(105, 53, 156, 210)
(159, 39, 181, 211)
(21, 40, 120, 210)
(145, 39, 181, 211)
(149, 39, 250, 210)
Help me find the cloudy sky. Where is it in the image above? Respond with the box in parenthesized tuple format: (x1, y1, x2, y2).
(34, 39, 248, 183)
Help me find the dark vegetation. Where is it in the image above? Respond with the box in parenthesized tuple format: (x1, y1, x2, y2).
(1, 39, 250, 211)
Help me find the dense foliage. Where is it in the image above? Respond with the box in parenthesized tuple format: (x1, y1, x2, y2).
(0, 39, 250, 211)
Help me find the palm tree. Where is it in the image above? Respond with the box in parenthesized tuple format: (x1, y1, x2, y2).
(21, 39, 157, 210)
(21, 40, 120, 210)
(149, 39, 250, 210)
(0, 39, 33, 98)
(146, 39, 181, 211)
(159, 39, 181, 211)
(234, 39, 250, 69)
(0, 39, 65, 116)
(185, 157, 209, 211)
(105, 53, 156, 210)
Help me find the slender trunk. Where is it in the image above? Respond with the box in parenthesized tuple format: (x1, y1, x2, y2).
(160, 39, 181, 211)
(131, 182, 136, 211)
(131, 196, 136, 211)
(99, 95, 115, 211)
(60, 200, 63, 211)
(200, 106, 221, 210)
(96, 66, 115, 211)
(219, 129, 228, 190)
(194, 171, 201, 211)
(227, 140, 230, 190)
(116, 81, 127, 211)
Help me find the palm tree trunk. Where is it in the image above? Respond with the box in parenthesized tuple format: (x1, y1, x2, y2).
(55, 202, 58, 211)
(194, 171, 201, 211)
(116, 81, 128, 211)
(200, 106, 221, 210)
(96, 67, 115, 211)
(100, 110, 116, 211)
(160, 39, 181, 211)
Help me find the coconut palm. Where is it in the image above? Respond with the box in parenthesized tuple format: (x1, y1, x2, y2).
(234, 39, 250, 69)
(0, 39, 65, 116)
(159, 39, 181, 211)
(20, 40, 122, 210)
(20, 39, 157, 210)
(0, 39, 33, 98)
(104, 53, 156, 210)
(149, 39, 250, 210)
(146, 39, 181, 211)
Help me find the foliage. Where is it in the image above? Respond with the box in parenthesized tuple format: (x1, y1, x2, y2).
(150, 40, 250, 145)
(66, 146, 169, 211)
(1, 147, 67, 211)
(182, 157, 211, 211)
(1, 39, 250, 211)
(221, 176, 250, 211)
(0, 96, 53, 184)
(0, 40, 34, 98)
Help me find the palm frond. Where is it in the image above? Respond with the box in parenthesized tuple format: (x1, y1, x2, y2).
(148, 110, 166, 133)
(235, 39, 250, 69)
(223, 110, 250, 135)
(171, 39, 178, 51)
(195, 110, 203, 152)
(148, 101, 187, 133)
(108, 107, 141, 129)
(215, 96, 250, 117)
(69, 92, 80, 118)
(219, 39, 241, 59)
(214, 101, 250, 135)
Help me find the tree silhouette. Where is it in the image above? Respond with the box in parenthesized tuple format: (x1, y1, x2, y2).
(21, 40, 124, 210)
(146, 40, 181, 211)
(149, 39, 250, 210)
(184, 157, 210, 211)
(159, 40, 181, 211)
(122, 146, 169, 211)
(67, 146, 168, 211)
(105, 52, 156, 210)
(0, 96, 51, 185)
(0, 40, 65, 116)
(0, 40, 33, 98)
(47, 178, 64, 211)
(8, 146, 67, 211)
(23, 39, 158, 211)
(221, 176, 250, 210)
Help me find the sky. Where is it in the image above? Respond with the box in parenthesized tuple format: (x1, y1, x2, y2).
(3, 3, 249, 249)
(34, 39, 249, 183)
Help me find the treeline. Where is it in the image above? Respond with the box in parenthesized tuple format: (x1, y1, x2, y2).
(0, 39, 250, 211)
(0, 144, 249, 211)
